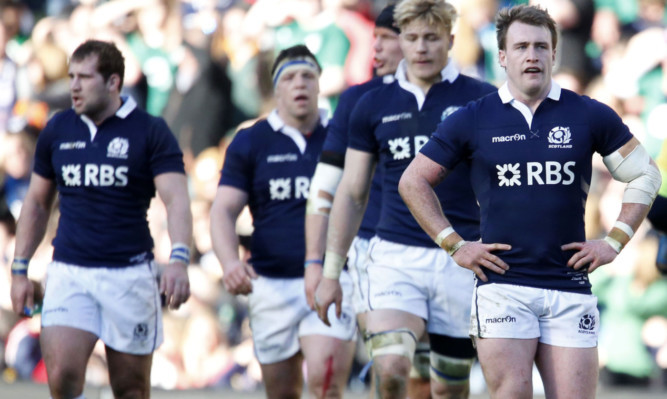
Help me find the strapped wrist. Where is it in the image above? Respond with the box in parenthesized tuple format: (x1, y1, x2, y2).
(434, 226, 456, 248)
(11, 257, 29, 275)
(304, 259, 323, 268)
(169, 243, 190, 265)
(447, 240, 467, 257)
(322, 251, 346, 279)
(603, 236, 623, 253)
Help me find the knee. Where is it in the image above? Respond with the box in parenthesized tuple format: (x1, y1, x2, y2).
(47, 364, 85, 398)
(374, 356, 412, 391)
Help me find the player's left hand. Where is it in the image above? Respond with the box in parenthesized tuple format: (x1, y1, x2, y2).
(314, 277, 342, 327)
(304, 263, 323, 310)
(160, 262, 191, 310)
(562, 239, 618, 273)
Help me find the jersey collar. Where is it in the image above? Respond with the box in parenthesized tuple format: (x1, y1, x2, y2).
(497, 81, 561, 129)
(80, 96, 138, 141)
(395, 60, 459, 110)
(267, 108, 328, 154)
(498, 80, 562, 104)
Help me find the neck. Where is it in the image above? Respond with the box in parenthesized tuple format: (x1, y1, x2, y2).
(91, 96, 122, 125)
(406, 69, 442, 96)
(508, 83, 551, 114)
(278, 110, 320, 135)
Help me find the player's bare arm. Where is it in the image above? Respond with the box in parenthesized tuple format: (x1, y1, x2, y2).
(155, 172, 193, 310)
(210, 185, 257, 296)
(563, 137, 661, 273)
(10, 173, 57, 315)
(316, 148, 374, 325)
(400, 153, 511, 282)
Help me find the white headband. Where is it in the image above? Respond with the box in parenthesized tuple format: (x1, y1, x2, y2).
(272, 57, 320, 86)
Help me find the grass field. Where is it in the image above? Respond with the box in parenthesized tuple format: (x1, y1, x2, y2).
(1, 381, 666, 399)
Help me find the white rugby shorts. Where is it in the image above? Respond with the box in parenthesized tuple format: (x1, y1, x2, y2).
(347, 236, 371, 315)
(470, 283, 599, 348)
(366, 237, 475, 338)
(41, 261, 163, 355)
(248, 272, 357, 364)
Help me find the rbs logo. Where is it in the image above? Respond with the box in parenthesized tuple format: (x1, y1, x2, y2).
(496, 161, 575, 187)
(269, 176, 310, 200)
(61, 164, 128, 187)
(388, 135, 429, 160)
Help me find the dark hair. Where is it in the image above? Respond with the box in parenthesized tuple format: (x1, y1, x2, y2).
(375, 4, 399, 34)
(70, 40, 125, 89)
(270, 45, 321, 77)
(496, 5, 557, 51)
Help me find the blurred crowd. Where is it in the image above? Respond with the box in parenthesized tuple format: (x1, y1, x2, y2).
(0, 0, 666, 394)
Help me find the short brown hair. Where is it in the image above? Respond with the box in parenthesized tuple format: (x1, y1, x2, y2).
(394, 0, 457, 34)
(70, 40, 125, 89)
(495, 5, 557, 51)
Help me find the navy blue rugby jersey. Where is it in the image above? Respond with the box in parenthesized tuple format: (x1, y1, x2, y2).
(421, 83, 633, 293)
(348, 61, 496, 247)
(322, 75, 394, 239)
(33, 96, 185, 267)
(219, 110, 328, 278)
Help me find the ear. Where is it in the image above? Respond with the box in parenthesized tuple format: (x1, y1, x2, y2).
(499, 49, 506, 69)
(107, 74, 121, 92)
(449, 34, 455, 50)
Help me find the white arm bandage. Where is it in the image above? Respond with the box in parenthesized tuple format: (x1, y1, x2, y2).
(602, 144, 662, 205)
(306, 163, 344, 216)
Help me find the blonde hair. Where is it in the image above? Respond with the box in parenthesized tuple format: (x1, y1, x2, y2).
(393, 0, 457, 34)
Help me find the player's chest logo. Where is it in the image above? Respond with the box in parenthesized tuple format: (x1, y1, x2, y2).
(107, 137, 129, 159)
(495, 161, 576, 187)
(268, 176, 310, 200)
(387, 135, 429, 160)
(547, 126, 573, 149)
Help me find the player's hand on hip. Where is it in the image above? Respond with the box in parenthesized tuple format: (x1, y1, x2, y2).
(314, 277, 342, 327)
(562, 240, 617, 273)
(452, 241, 511, 282)
(222, 259, 257, 296)
(305, 263, 323, 310)
(10, 275, 34, 316)
(160, 261, 191, 310)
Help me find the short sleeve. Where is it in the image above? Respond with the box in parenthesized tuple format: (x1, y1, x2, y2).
(33, 116, 57, 179)
(420, 104, 475, 170)
(219, 130, 253, 192)
(148, 117, 185, 176)
(588, 99, 633, 157)
(347, 91, 378, 154)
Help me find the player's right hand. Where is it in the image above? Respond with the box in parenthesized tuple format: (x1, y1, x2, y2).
(452, 241, 511, 282)
(222, 260, 257, 296)
(304, 263, 323, 310)
(314, 277, 342, 327)
(10, 275, 34, 317)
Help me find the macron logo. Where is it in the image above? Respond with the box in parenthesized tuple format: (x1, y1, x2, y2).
(492, 134, 526, 143)
(59, 141, 86, 150)
(382, 112, 412, 124)
(267, 153, 298, 163)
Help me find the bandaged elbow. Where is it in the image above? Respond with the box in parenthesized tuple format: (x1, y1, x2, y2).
(603, 145, 662, 205)
(306, 163, 343, 216)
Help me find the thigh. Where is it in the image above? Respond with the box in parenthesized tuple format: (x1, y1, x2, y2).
(476, 337, 537, 399)
(347, 236, 371, 315)
(41, 262, 102, 336)
(106, 346, 153, 399)
(96, 263, 162, 355)
(41, 326, 98, 396)
(301, 335, 356, 392)
(429, 249, 475, 337)
(539, 290, 599, 348)
(261, 352, 304, 399)
(535, 343, 598, 399)
(248, 276, 308, 364)
(470, 283, 542, 340)
(366, 238, 430, 318)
